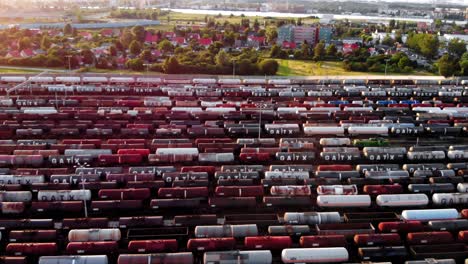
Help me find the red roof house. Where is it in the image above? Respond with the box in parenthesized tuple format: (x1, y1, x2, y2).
(198, 38, 213, 46)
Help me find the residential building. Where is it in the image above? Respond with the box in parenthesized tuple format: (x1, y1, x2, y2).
(277, 25, 320, 47)
(277, 25, 295, 44)
(318, 27, 333, 43)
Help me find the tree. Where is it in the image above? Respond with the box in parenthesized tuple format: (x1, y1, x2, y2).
(18, 37, 31, 51)
(96, 57, 109, 69)
(131, 26, 146, 42)
(163, 57, 180, 74)
(120, 28, 134, 47)
(63, 23, 73, 35)
(448, 38, 467, 58)
(126, 58, 144, 71)
(109, 45, 118, 57)
(129, 40, 142, 56)
(81, 49, 95, 65)
(236, 59, 258, 75)
(389, 19, 396, 29)
(139, 49, 152, 62)
(215, 50, 230, 66)
(158, 39, 174, 53)
(269, 44, 282, 58)
(314, 42, 326, 60)
(297, 18, 303, 26)
(434, 19, 443, 29)
(258, 59, 279, 75)
(40, 36, 51, 50)
(382, 34, 394, 46)
(326, 44, 337, 57)
(114, 40, 124, 51)
(459, 52, 468, 75)
(397, 56, 411, 71)
(419, 34, 439, 58)
(300, 42, 311, 59)
(437, 54, 457, 77)
(46, 55, 63, 67)
(265, 27, 278, 44)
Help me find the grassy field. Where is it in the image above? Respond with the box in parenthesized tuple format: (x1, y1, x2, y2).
(275, 59, 435, 76)
(158, 11, 318, 26)
(0, 68, 43, 74)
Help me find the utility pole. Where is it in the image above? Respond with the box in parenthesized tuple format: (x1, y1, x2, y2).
(232, 59, 237, 76)
(143, 63, 151, 90)
(74, 161, 90, 218)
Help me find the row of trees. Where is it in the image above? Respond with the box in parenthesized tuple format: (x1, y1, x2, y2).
(109, 9, 167, 20)
(344, 52, 416, 73)
(269, 42, 339, 61)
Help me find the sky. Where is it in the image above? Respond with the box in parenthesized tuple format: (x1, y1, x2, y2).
(364, 0, 468, 5)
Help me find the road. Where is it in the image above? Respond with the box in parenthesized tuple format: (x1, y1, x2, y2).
(0, 66, 459, 82)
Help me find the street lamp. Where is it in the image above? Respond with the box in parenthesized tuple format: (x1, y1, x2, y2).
(65, 55, 72, 74)
(384, 58, 390, 77)
(143, 63, 152, 90)
(74, 161, 90, 218)
(232, 58, 237, 76)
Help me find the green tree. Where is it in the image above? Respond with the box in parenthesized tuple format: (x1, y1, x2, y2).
(326, 44, 337, 57)
(258, 59, 279, 75)
(163, 57, 180, 74)
(397, 56, 412, 71)
(81, 49, 95, 65)
(158, 39, 174, 53)
(96, 57, 109, 69)
(265, 27, 278, 44)
(448, 38, 467, 58)
(109, 45, 118, 56)
(46, 55, 63, 67)
(459, 52, 468, 75)
(300, 42, 311, 59)
(419, 34, 439, 58)
(215, 50, 230, 66)
(18, 37, 31, 51)
(269, 44, 281, 58)
(120, 28, 134, 47)
(382, 34, 394, 46)
(40, 36, 51, 50)
(314, 42, 326, 60)
(126, 58, 144, 71)
(389, 19, 396, 29)
(434, 19, 443, 29)
(139, 49, 152, 62)
(129, 40, 142, 56)
(63, 23, 73, 35)
(131, 26, 146, 42)
(437, 54, 457, 77)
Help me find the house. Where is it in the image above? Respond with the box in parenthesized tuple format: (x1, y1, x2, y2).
(92, 48, 107, 58)
(417, 22, 429, 31)
(164, 32, 176, 39)
(101, 29, 119, 37)
(116, 56, 127, 68)
(48, 30, 63, 37)
(247, 36, 266, 47)
(79, 32, 93, 40)
(187, 33, 201, 40)
(281, 41, 297, 49)
(144, 32, 159, 44)
(171, 37, 186, 46)
(343, 43, 360, 54)
(5, 50, 21, 58)
(151, 50, 162, 57)
(20, 49, 35, 58)
(198, 38, 213, 47)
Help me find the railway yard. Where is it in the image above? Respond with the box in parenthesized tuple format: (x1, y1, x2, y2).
(0, 75, 467, 263)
